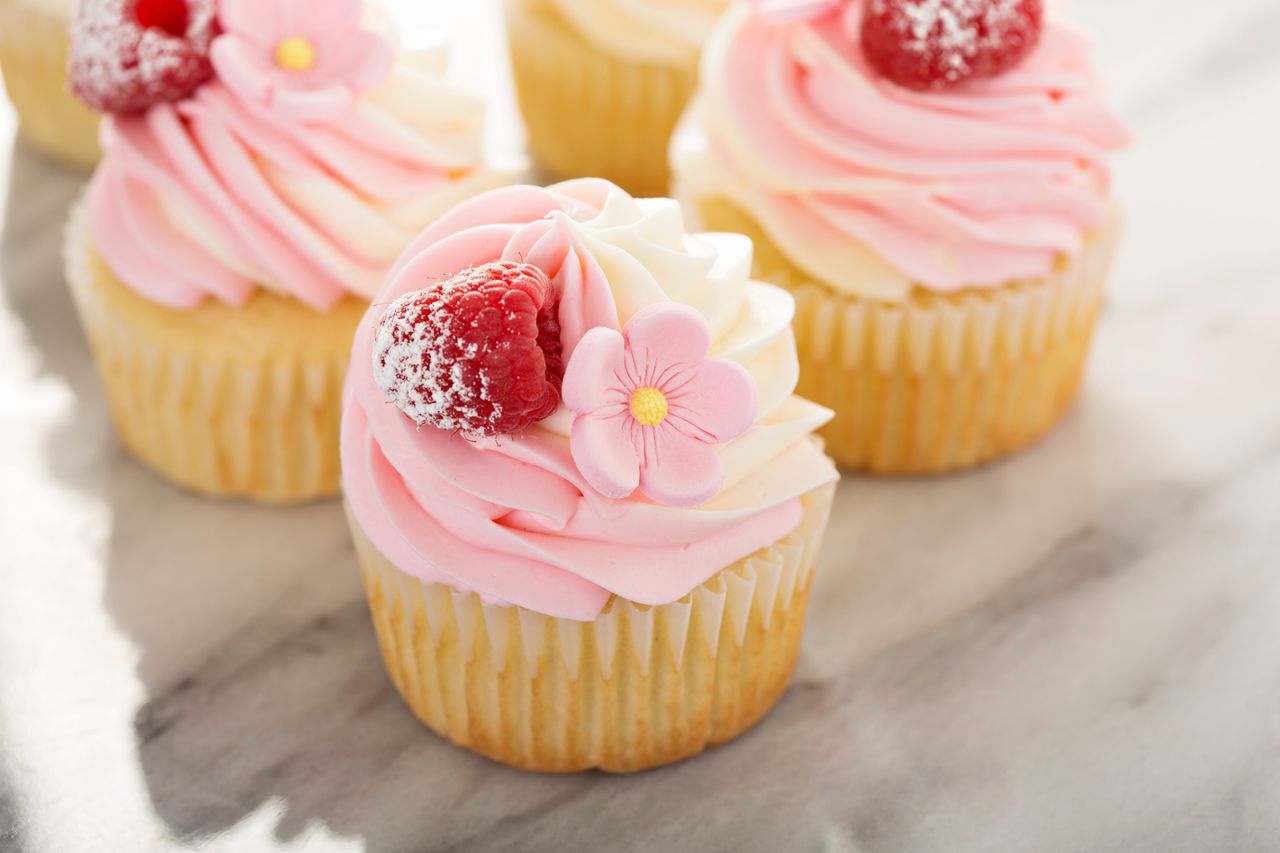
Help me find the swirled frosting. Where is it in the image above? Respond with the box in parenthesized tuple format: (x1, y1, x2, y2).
(342, 179, 837, 621)
(671, 1, 1130, 299)
(544, 0, 729, 66)
(87, 37, 522, 311)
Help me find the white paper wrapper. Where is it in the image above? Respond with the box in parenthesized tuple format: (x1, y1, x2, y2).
(0, 0, 100, 169)
(505, 0, 698, 197)
(698, 198, 1123, 473)
(63, 197, 364, 502)
(350, 482, 836, 773)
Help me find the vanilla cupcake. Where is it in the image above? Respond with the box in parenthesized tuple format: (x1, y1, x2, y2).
(63, 0, 522, 502)
(0, 0, 99, 168)
(505, 0, 727, 197)
(342, 179, 838, 772)
(673, 0, 1129, 473)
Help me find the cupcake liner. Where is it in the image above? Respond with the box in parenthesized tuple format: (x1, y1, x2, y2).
(505, 0, 697, 198)
(697, 198, 1122, 474)
(350, 482, 836, 773)
(0, 0, 100, 170)
(64, 198, 364, 503)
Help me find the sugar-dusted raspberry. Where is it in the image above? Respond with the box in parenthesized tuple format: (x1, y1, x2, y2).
(373, 262, 564, 438)
(69, 0, 219, 113)
(860, 0, 1043, 91)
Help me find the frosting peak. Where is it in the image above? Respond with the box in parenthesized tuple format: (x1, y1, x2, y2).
(342, 180, 837, 620)
(672, 0, 1130, 298)
(211, 0, 394, 123)
(88, 26, 522, 310)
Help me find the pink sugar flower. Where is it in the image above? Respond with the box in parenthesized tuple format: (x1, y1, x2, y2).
(562, 303, 757, 508)
(210, 0, 393, 122)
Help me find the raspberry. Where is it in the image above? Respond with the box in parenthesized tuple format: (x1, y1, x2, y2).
(373, 262, 564, 438)
(134, 0, 189, 36)
(860, 0, 1043, 91)
(69, 0, 218, 113)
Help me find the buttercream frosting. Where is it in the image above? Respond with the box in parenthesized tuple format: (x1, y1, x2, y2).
(88, 25, 522, 311)
(671, 0, 1130, 299)
(543, 0, 729, 66)
(342, 179, 837, 621)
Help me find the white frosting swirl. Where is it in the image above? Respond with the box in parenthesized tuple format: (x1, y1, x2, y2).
(89, 36, 525, 310)
(672, 3, 1129, 298)
(343, 180, 838, 620)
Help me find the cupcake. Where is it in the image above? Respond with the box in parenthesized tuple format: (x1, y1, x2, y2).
(342, 179, 839, 772)
(505, 0, 727, 197)
(0, 0, 99, 168)
(672, 0, 1130, 473)
(63, 0, 522, 502)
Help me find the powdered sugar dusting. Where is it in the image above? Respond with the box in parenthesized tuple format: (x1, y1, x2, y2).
(902, 0, 1015, 77)
(69, 0, 218, 113)
(374, 301, 482, 431)
(861, 0, 1043, 90)
(372, 263, 563, 438)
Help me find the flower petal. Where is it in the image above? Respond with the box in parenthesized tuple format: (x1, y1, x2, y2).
(638, 427, 724, 507)
(666, 357, 757, 444)
(570, 413, 641, 500)
(319, 0, 362, 33)
(562, 326, 627, 414)
(217, 0, 276, 43)
(210, 36, 277, 105)
(324, 29, 394, 92)
(281, 0, 359, 36)
(622, 302, 710, 384)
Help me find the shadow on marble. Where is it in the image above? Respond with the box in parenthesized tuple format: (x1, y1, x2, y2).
(14, 114, 1277, 850)
(0, 135, 1154, 851)
(0, 770, 22, 851)
(101, 425, 1135, 852)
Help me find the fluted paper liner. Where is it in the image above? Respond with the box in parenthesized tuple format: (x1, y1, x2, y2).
(0, 0, 100, 170)
(505, 0, 697, 198)
(697, 199, 1122, 473)
(350, 483, 836, 773)
(64, 199, 364, 503)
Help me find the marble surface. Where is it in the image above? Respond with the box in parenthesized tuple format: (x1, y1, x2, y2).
(3, 1, 1280, 851)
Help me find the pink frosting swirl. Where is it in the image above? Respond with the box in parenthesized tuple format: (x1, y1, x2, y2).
(672, 0, 1130, 297)
(342, 180, 838, 621)
(88, 44, 518, 311)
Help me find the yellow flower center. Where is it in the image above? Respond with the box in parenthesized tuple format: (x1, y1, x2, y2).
(629, 386, 668, 427)
(275, 36, 317, 72)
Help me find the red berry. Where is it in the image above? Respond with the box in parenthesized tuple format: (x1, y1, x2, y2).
(860, 0, 1043, 91)
(134, 0, 188, 37)
(69, 0, 218, 114)
(373, 262, 564, 438)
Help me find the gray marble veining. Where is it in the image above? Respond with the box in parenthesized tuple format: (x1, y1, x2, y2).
(2, 1, 1280, 851)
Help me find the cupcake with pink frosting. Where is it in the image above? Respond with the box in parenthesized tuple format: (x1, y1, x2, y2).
(342, 179, 838, 772)
(62, 0, 523, 502)
(672, 0, 1130, 473)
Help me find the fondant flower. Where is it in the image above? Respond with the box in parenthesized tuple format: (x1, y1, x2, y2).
(563, 303, 756, 508)
(210, 0, 393, 122)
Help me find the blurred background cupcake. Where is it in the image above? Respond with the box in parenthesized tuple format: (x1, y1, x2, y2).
(673, 0, 1129, 473)
(63, 0, 523, 502)
(343, 179, 838, 772)
(505, 0, 726, 196)
(0, 0, 100, 169)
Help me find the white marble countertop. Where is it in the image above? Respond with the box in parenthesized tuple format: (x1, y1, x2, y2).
(3, 1, 1280, 851)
